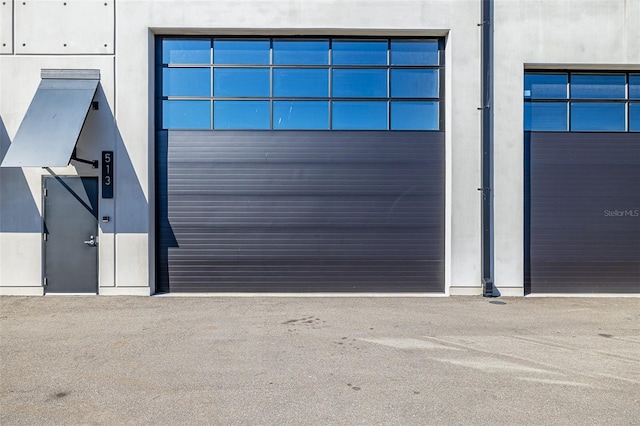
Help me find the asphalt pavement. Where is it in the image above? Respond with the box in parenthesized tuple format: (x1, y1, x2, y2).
(1, 295, 639, 425)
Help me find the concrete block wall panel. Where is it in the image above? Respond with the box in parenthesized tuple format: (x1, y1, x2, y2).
(15, 0, 114, 54)
(0, 226, 41, 291)
(445, 24, 483, 296)
(99, 232, 115, 289)
(0, 0, 12, 54)
(114, 234, 149, 291)
(0, 56, 115, 293)
(493, 0, 640, 295)
(116, 0, 483, 294)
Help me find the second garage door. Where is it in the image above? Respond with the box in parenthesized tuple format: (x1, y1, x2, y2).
(525, 132, 640, 293)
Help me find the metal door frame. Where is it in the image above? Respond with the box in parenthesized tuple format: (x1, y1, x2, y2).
(41, 175, 99, 294)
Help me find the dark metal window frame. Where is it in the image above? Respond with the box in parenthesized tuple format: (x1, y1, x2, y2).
(524, 71, 640, 132)
(156, 36, 446, 131)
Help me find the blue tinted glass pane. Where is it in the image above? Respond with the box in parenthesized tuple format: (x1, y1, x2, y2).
(390, 40, 439, 65)
(332, 40, 388, 65)
(273, 40, 329, 65)
(162, 68, 211, 97)
(332, 69, 387, 98)
(630, 75, 640, 99)
(571, 74, 626, 99)
(391, 69, 438, 98)
(273, 101, 329, 129)
(162, 100, 211, 129)
(630, 104, 640, 131)
(524, 73, 567, 99)
(571, 103, 625, 131)
(273, 69, 329, 97)
(213, 39, 270, 64)
(523, 102, 567, 131)
(391, 102, 439, 130)
(332, 101, 387, 130)
(214, 68, 270, 97)
(162, 39, 211, 64)
(214, 101, 270, 129)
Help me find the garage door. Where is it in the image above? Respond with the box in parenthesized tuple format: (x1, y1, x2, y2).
(157, 131, 443, 292)
(156, 37, 445, 292)
(524, 72, 640, 293)
(526, 133, 640, 293)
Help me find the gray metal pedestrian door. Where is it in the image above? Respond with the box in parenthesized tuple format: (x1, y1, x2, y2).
(43, 176, 99, 293)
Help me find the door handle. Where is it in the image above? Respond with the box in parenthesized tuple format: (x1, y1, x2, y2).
(83, 235, 97, 247)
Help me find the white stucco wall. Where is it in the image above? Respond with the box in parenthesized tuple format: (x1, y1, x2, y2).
(0, 56, 116, 294)
(0, 1, 128, 294)
(115, 0, 483, 295)
(1, 0, 483, 295)
(5, 0, 635, 296)
(493, 0, 640, 295)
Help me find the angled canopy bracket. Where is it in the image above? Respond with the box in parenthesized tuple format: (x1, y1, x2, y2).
(70, 148, 98, 169)
(0, 69, 100, 168)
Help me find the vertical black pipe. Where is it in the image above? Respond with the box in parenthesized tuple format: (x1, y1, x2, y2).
(481, 0, 495, 296)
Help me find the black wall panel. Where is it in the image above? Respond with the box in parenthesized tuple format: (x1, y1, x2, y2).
(526, 132, 640, 293)
(157, 131, 444, 292)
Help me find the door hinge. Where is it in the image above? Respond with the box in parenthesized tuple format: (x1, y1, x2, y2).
(43, 188, 48, 197)
(43, 277, 48, 286)
(43, 233, 47, 241)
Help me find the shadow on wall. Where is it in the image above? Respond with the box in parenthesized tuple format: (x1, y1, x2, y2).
(155, 130, 178, 292)
(67, 84, 148, 235)
(0, 115, 41, 233)
(0, 82, 148, 236)
(113, 119, 148, 235)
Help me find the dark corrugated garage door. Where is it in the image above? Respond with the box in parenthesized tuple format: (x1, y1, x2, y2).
(525, 132, 640, 293)
(157, 130, 444, 292)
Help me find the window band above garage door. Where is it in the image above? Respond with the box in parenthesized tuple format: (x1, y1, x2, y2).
(156, 37, 446, 132)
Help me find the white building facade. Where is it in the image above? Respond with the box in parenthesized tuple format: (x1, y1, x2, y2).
(0, 0, 638, 296)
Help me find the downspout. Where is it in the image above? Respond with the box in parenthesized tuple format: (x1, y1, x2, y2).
(480, 0, 495, 296)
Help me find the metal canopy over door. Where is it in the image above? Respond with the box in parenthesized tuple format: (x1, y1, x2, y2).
(525, 132, 640, 293)
(43, 176, 99, 293)
(157, 130, 445, 292)
(0, 69, 100, 168)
